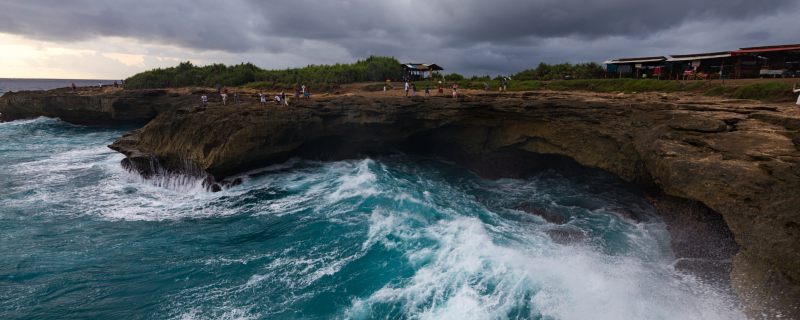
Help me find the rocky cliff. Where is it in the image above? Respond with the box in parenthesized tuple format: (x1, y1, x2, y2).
(4, 89, 799, 317)
(0, 88, 187, 124)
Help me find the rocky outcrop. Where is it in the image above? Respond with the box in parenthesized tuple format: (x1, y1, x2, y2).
(0, 88, 188, 125)
(108, 91, 800, 318)
(5, 88, 799, 317)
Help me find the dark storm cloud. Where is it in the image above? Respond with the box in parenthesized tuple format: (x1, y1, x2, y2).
(0, 0, 798, 75)
(250, 0, 794, 43)
(0, 0, 260, 51)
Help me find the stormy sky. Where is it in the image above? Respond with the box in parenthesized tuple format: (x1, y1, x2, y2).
(0, 0, 798, 79)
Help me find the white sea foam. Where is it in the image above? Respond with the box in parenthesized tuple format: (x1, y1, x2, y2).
(0, 116, 62, 127)
(345, 211, 745, 320)
(326, 159, 380, 202)
(176, 306, 257, 320)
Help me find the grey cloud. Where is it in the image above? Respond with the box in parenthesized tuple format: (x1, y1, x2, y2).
(0, 0, 797, 76)
(0, 0, 260, 51)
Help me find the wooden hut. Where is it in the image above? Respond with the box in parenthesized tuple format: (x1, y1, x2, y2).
(403, 63, 444, 81)
(604, 57, 666, 79)
(665, 52, 734, 80)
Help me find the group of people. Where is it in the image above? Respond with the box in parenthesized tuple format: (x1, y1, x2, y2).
(399, 80, 460, 99)
(200, 84, 312, 107)
(198, 81, 800, 109)
(259, 91, 289, 106)
(396, 77, 512, 100)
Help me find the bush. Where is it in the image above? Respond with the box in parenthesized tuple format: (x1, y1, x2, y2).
(444, 73, 465, 81)
(538, 79, 713, 93)
(514, 62, 605, 81)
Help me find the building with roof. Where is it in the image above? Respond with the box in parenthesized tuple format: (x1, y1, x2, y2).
(665, 51, 734, 80)
(731, 44, 800, 78)
(402, 63, 444, 81)
(603, 43, 800, 80)
(603, 56, 666, 78)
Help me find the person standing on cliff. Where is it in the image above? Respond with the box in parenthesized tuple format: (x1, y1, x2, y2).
(71, 83, 77, 92)
(301, 84, 306, 97)
(452, 83, 459, 100)
(404, 80, 410, 97)
(221, 88, 228, 106)
(794, 84, 800, 106)
(201, 94, 208, 107)
(438, 81, 444, 95)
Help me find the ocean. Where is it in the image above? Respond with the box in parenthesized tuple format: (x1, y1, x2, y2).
(0, 78, 118, 97)
(0, 116, 746, 320)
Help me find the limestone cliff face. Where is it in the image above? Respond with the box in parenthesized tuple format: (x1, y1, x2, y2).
(0, 89, 186, 124)
(4, 89, 800, 317)
(108, 92, 800, 317)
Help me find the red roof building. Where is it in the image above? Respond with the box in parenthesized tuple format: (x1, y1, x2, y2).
(731, 44, 800, 55)
(731, 44, 800, 78)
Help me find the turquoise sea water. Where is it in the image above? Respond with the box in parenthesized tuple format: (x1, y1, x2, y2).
(0, 118, 744, 319)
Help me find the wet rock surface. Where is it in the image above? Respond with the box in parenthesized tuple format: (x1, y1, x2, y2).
(5, 89, 800, 317)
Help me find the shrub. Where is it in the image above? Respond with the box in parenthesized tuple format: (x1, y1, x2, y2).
(444, 73, 465, 81)
(514, 62, 604, 81)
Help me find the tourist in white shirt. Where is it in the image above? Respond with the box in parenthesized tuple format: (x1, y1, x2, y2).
(794, 84, 800, 106)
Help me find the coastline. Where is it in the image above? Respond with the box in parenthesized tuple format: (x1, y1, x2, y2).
(2, 86, 800, 317)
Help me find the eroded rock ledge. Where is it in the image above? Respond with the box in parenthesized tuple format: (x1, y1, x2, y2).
(4, 89, 800, 317)
(108, 91, 800, 317)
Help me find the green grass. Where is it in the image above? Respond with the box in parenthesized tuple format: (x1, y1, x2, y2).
(703, 86, 736, 97)
(730, 82, 794, 101)
(406, 79, 716, 94)
(506, 79, 793, 102)
(540, 79, 706, 93)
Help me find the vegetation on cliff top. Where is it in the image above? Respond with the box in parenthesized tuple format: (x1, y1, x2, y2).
(124, 56, 404, 89)
(512, 62, 606, 81)
(124, 58, 610, 90)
